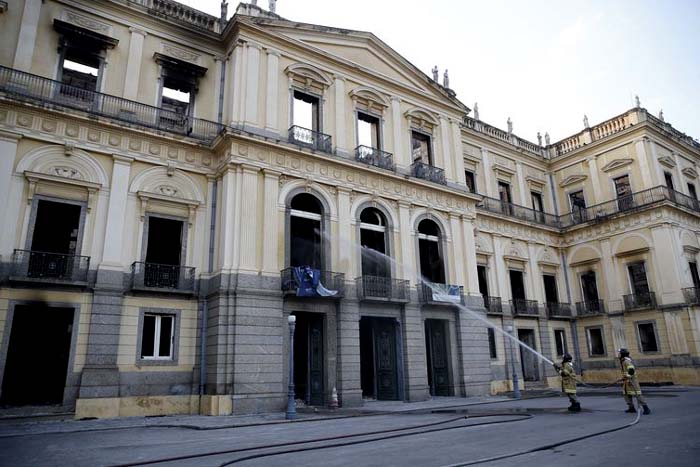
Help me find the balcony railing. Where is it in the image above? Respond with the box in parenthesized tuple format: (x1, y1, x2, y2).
(356, 276, 409, 301)
(478, 196, 561, 228)
(418, 283, 464, 304)
(575, 299, 606, 316)
(10, 249, 89, 283)
(546, 302, 573, 319)
(288, 125, 332, 153)
(131, 262, 195, 292)
(623, 291, 656, 311)
(683, 287, 700, 306)
(511, 299, 539, 316)
(411, 161, 446, 185)
(483, 296, 503, 314)
(354, 145, 395, 171)
(281, 267, 345, 298)
(0, 65, 223, 143)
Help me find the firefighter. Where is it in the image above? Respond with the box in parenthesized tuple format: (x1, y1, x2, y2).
(554, 353, 580, 412)
(618, 348, 651, 415)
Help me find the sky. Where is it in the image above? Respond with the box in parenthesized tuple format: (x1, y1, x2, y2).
(180, 0, 700, 144)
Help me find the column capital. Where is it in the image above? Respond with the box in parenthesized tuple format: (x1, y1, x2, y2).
(0, 130, 22, 142)
(262, 168, 282, 178)
(264, 47, 281, 57)
(240, 163, 261, 175)
(112, 154, 134, 165)
(128, 26, 148, 36)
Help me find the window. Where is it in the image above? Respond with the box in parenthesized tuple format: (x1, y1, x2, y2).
(637, 322, 659, 353)
(487, 328, 497, 359)
(143, 216, 185, 289)
(154, 53, 207, 132)
(293, 90, 320, 132)
(627, 262, 650, 296)
(417, 219, 445, 283)
(411, 131, 432, 165)
(357, 112, 381, 149)
(161, 79, 192, 119)
(531, 191, 544, 212)
(359, 208, 389, 278)
(61, 50, 100, 93)
(543, 274, 558, 305)
(569, 190, 586, 221)
(477, 265, 489, 297)
(465, 170, 476, 193)
(580, 271, 599, 303)
(554, 329, 567, 357)
(688, 183, 698, 200)
(289, 193, 324, 269)
(586, 327, 606, 356)
(509, 270, 525, 300)
(498, 181, 512, 204)
(664, 172, 675, 190)
(690, 261, 700, 288)
(141, 313, 175, 360)
(614, 175, 633, 210)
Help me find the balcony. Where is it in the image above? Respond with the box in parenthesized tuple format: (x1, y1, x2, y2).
(546, 302, 573, 319)
(287, 125, 332, 153)
(281, 267, 344, 298)
(418, 282, 464, 305)
(411, 161, 446, 185)
(354, 145, 395, 171)
(683, 287, 700, 306)
(0, 65, 223, 143)
(356, 276, 409, 302)
(131, 262, 195, 293)
(483, 296, 503, 315)
(623, 291, 657, 312)
(511, 299, 539, 317)
(10, 249, 89, 285)
(478, 196, 561, 228)
(575, 299, 606, 317)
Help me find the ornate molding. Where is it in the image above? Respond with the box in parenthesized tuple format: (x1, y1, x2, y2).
(601, 158, 633, 172)
(657, 155, 676, 169)
(62, 10, 113, 35)
(559, 174, 588, 187)
(161, 43, 201, 64)
(682, 166, 698, 179)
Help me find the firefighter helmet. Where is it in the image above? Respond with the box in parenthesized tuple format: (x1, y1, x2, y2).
(562, 353, 573, 362)
(618, 348, 630, 358)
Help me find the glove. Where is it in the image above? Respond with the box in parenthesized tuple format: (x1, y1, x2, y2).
(553, 364, 562, 372)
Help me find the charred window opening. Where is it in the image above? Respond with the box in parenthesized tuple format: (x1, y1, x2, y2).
(509, 270, 526, 301)
(689, 261, 700, 288)
(293, 90, 320, 132)
(664, 172, 675, 190)
(61, 49, 100, 93)
(498, 181, 512, 204)
(28, 200, 82, 278)
(543, 274, 558, 304)
(411, 131, 432, 165)
(627, 262, 650, 296)
(359, 208, 389, 278)
(637, 322, 659, 353)
(141, 314, 174, 360)
(465, 170, 476, 193)
(531, 191, 544, 212)
(587, 327, 606, 356)
(144, 216, 184, 288)
(554, 329, 567, 357)
(417, 219, 445, 283)
(569, 190, 586, 221)
(161, 76, 193, 118)
(357, 112, 381, 149)
(290, 193, 324, 270)
(154, 53, 207, 131)
(487, 328, 497, 359)
(688, 183, 697, 200)
(580, 271, 600, 303)
(477, 265, 489, 297)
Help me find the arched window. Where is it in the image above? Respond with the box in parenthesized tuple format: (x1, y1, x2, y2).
(359, 207, 389, 278)
(289, 193, 324, 269)
(417, 219, 445, 283)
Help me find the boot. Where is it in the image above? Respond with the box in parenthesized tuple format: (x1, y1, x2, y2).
(573, 402, 582, 412)
(625, 405, 636, 413)
(642, 405, 651, 415)
(567, 402, 576, 412)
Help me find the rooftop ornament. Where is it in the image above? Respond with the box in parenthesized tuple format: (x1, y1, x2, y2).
(507, 117, 513, 134)
(473, 102, 479, 120)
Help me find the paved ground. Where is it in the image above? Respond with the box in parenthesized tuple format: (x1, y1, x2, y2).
(0, 388, 698, 466)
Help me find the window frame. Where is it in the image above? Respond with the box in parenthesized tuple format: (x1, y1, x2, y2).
(465, 170, 477, 194)
(291, 88, 323, 133)
(410, 129, 434, 166)
(487, 327, 498, 359)
(585, 325, 607, 357)
(355, 110, 383, 150)
(136, 308, 181, 366)
(687, 182, 698, 200)
(635, 320, 661, 354)
(553, 328, 568, 357)
(689, 261, 700, 288)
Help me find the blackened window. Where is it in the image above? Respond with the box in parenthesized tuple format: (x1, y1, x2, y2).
(289, 193, 324, 270)
(357, 112, 380, 149)
(690, 261, 700, 288)
(531, 191, 544, 212)
(587, 327, 605, 356)
(411, 131, 432, 165)
(637, 322, 659, 352)
(417, 219, 445, 284)
(487, 328, 497, 359)
(293, 90, 320, 131)
(664, 172, 675, 190)
(554, 329, 567, 357)
(465, 170, 476, 193)
(688, 183, 698, 200)
(498, 181, 512, 204)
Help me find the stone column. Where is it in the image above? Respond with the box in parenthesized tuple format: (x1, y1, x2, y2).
(481, 148, 497, 198)
(438, 116, 453, 181)
(527, 242, 543, 303)
(516, 162, 529, 206)
(261, 169, 280, 275)
(449, 213, 465, 286)
(336, 188, 353, 276)
(600, 238, 622, 305)
(650, 225, 684, 304)
(398, 201, 415, 282)
(461, 215, 481, 297)
(633, 137, 655, 189)
(336, 300, 362, 407)
(238, 165, 260, 273)
(645, 138, 664, 187)
(0, 131, 22, 259)
(672, 151, 686, 194)
(492, 234, 508, 298)
(451, 118, 466, 185)
(99, 155, 133, 276)
(218, 166, 237, 271)
(122, 27, 147, 100)
(391, 97, 405, 166)
(228, 44, 244, 125)
(334, 75, 347, 155)
(586, 157, 602, 204)
(244, 42, 261, 128)
(13, 0, 42, 72)
(402, 304, 429, 401)
(264, 48, 280, 135)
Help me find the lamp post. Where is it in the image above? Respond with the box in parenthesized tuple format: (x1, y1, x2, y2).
(505, 325, 522, 400)
(286, 314, 297, 420)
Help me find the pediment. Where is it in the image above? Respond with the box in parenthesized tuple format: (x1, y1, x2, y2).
(657, 155, 676, 168)
(601, 158, 633, 172)
(682, 166, 698, 179)
(559, 174, 587, 187)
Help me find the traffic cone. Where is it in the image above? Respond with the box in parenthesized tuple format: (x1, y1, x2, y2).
(329, 386, 339, 409)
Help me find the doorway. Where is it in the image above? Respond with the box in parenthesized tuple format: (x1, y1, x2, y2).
(144, 216, 184, 288)
(517, 328, 540, 382)
(28, 199, 82, 279)
(1, 305, 75, 406)
(425, 319, 451, 396)
(360, 317, 399, 400)
(292, 312, 324, 406)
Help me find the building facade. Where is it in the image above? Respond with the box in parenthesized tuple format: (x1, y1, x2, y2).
(0, 0, 699, 419)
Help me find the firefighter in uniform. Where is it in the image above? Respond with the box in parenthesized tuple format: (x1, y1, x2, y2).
(554, 353, 580, 412)
(618, 348, 651, 415)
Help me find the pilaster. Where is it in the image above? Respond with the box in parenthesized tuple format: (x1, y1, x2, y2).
(334, 75, 347, 155)
(261, 169, 280, 274)
(264, 48, 280, 134)
(461, 215, 480, 295)
(449, 213, 465, 286)
(450, 118, 466, 185)
(238, 165, 260, 273)
(391, 97, 405, 166)
(586, 157, 602, 204)
(99, 154, 133, 276)
(438, 116, 452, 181)
(516, 161, 528, 206)
(123, 27, 147, 100)
(0, 131, 22, 258)
(398, 201, 415, 282)
(13, 0, 42, 72)
(243, 42, 261, 127)
(633, 137, 655, 189)
(481, 148, 497, 198)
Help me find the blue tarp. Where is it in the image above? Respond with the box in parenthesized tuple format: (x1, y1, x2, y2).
(431, 283, 461, 304)
(292, 266, 338, 297)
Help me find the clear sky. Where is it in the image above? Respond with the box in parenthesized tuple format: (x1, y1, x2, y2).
(181, 0, 700, 144)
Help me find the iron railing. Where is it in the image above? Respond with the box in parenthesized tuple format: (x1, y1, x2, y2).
(483, 296, 503, 314)
(411, 161, 446, 185)
(418, 283, 464, 304)
(511, 298, 539, 316)
(131, 262, 195, 292)
(11, 249, 89, 283)
(287, 125, 332, 153)
(354, 145, 395, 171)
(356, 276, 409, 301)
(623, 291, 656, 311)
(0, 65, 223, 143)
(683, 287, 700, 305)
(575, 299, 606, 316)
(546, 302, 573, 318)
(478, 195, 561, 227)
(280, 267, 345, 297)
